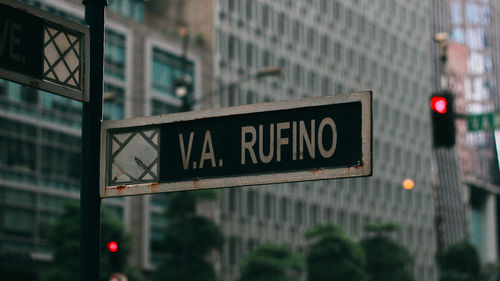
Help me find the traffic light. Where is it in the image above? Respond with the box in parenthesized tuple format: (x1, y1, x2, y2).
(173, 76, 193, 111)
(106, 240, 122, 272)
(107, 241, 118, 253)
(430, 91, 455, 147)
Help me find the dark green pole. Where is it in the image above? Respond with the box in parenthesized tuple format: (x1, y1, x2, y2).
(80, 0, 106, 280)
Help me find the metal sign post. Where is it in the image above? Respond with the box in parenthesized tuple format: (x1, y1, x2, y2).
(81, 0, 106, 281)
(100, 91, 372, 198)
(0, 0, 90, 102)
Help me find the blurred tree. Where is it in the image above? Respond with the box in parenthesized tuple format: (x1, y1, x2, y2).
(361, 222, 415, 281)
(438, 240, 482, 281)
(237, 244, 303, 281)
(39, 200, 140, 281)
(153, 190, 224, 281)
(361, 237, 415, 281)
(304, 223, 365, 281)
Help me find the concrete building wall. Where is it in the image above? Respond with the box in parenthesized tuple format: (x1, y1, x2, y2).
(206, 1, 438, 280)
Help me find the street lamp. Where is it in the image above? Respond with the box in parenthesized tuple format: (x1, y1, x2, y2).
(174, 66, 282, 111)
(433, 32, 449, 63)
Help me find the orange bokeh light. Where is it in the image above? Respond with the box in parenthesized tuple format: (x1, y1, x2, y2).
(403, 179, 414, 190)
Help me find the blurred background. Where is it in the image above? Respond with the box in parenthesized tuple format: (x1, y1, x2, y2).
(1, 0, 500, 280)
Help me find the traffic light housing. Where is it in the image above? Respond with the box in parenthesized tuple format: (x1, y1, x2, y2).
(106, 240, 123, 272)
(430, 91, 455, 147)
(173, 76, 193, 111)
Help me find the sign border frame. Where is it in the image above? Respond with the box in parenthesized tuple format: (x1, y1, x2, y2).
(100, 91, 372, 198)
(0, 0, 90, 102)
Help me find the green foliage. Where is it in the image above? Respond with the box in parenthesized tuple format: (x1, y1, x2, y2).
(238, 244, 304, 281)
(153, 191, 224, 281)
(361, 236, 415, 281)
(39, 200, 140, 281)
(39, 201, 80, 281)
(438, 240, 482, 281)
(304, 224, 365, 281)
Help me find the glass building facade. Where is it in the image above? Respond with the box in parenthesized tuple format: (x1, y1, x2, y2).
(0, 1, 204, 276)
(448, 0, 500, 264)
(450, 0, 495, 145)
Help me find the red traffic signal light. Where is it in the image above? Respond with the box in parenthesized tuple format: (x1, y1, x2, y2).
(107, 241, 118, 253)
(430, 92, 455, 147)
(430, 96, 447, 114)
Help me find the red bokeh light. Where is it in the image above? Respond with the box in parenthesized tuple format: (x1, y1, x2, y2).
(107, 241, 118, 252)
(431, 96, 447, 114)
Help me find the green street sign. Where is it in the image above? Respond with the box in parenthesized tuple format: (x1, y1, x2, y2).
(467, 112, 500, 131)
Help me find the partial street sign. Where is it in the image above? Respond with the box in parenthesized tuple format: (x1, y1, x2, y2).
(467, 112, 500, 132)
(0, 0, 90, 102)
(100, 91, 372, 198)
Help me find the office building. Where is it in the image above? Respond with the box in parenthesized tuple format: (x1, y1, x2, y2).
(0, 0, 213, 278)
(451, 0, 500, 265)
(168, 0, 439, 280)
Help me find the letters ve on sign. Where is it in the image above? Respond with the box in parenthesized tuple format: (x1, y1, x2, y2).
(100, 91, 372, 198)
(0, 0, 90, 102)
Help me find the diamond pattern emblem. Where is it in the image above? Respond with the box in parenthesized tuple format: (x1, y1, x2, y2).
(43, 25, 81, 89)
(109, 129, 160, 185)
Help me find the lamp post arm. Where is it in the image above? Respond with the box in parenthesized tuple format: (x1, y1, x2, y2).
(194, 67, 282, 108)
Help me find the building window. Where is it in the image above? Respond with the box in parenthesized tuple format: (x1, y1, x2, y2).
(151, 47, 195, 101)
(247, 190, 255, 216)
(246, 43, 254, 67)
(103, 83, 125, 120)
(321, 77, 330, 96)
(324, 207, 333, 221)
(307, 28, 315, 50)
(151, 99, 181, 116)
(40, 129, 81, 187)
(1, 127, 36, 173)
(228, 0, 235, 13)
(280, 197, 288, 222)
(292, 21, 300, 42)
(246, 0, 253, 20)
(450, 2, 462, 24)
(278, 13, 285, 35)
(104, 30, 126, 80)
(228, 236, 239, 265)
(2, 208, 34, 237)
(262, 4, 270, 28)
(228, 35, 236, 61)
(108, 0, 144, 22)
(467, 29, 488, 50)
(320, 0, 327, 14)
(333, 2, 341, 22)
(334, 41, 342, 62)
(295, 201, 304, 225)
(310, 204, 319, 225)
(320, 35, 328, 56)
(228, 189, 237, 212)
(465, 2, 486, 25)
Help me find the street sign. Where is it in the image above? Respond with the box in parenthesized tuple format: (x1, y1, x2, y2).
(467, 112, 500, 132)
(0, 0, 90, 102)
(100, 91, 372, 198)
